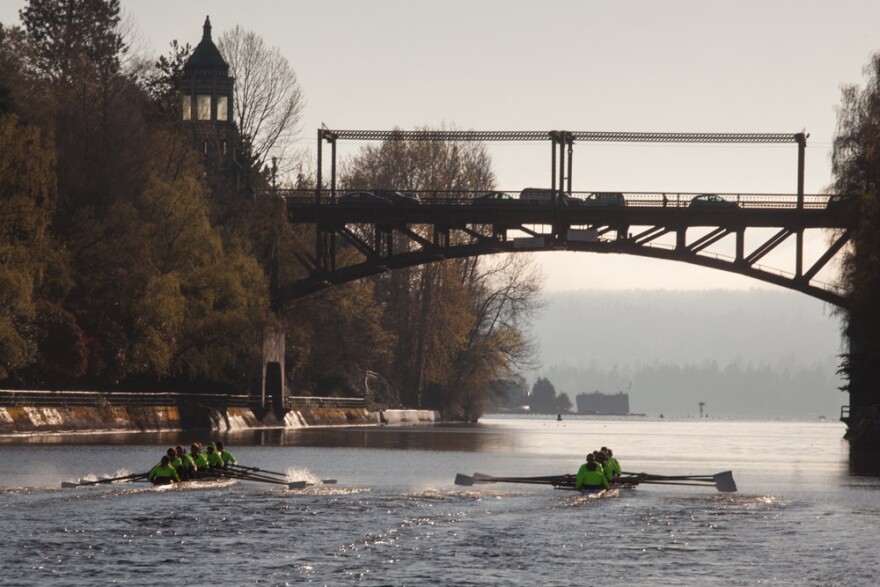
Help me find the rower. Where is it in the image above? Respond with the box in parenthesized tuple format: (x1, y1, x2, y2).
(191, 443, 208, 473)
(216, 441, 237, 467)
(173, 445, 196, 480)
(575, 456, 609, 491)
(148, 455, 181, 485)
(205, 444, 224, 468)
(595, 451, 614, 484)
(602, 447, 621, 479)
(586, 452, 603, 478)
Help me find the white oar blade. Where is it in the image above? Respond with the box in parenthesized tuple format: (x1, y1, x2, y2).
(713, 471, 737, 493)
(454, 473, 476, 486)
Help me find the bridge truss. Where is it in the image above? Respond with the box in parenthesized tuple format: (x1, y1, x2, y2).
(274, 129, 850, 308)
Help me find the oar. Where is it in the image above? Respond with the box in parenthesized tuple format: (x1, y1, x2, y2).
(61, 472, 148, 489)
(219, 468, 337, 489)
(455, 472, 573, 486)
(229, 464, 288, 478)
(627, 470, 737, 493)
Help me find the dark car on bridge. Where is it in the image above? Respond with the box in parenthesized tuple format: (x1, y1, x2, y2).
(689, 193, 739, 208)
(338, 191, 393, 205)
(826, 194, 853, 211)
(473, 191, 515, 203)
(374, 189, 421, 205)
(584, 192, 626, 206)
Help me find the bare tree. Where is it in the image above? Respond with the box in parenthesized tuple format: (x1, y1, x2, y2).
(217, 26, 305, 175)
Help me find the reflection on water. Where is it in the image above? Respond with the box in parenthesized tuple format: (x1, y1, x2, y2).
(848, 448, 880, 476)
(0, 422, 522, 452)
(241, 424, 519, 451)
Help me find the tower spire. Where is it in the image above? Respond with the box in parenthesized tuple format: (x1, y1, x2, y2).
(203, 16, 212, 41)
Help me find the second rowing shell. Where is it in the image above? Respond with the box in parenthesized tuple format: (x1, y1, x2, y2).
(580, 487, 620, 499)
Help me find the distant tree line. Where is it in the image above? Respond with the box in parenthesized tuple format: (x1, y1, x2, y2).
(0, 0, 542, 421)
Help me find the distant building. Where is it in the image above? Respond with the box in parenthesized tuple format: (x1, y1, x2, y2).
(177, 16, 241, 184)
(575, 391, 630, 415)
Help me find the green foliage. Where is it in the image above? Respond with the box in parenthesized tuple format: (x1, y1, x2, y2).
(19, 0, 125, 82)
(0, 113, 63, 379)
(141, 40, 191, 121)
(337, 130, 542, 418)
(285, 274, 394, 397)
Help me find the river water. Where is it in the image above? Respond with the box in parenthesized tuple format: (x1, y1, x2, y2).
(0, 416, 876, 586)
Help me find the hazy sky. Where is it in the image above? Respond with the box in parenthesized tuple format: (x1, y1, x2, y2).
(3, 0, 878, 292)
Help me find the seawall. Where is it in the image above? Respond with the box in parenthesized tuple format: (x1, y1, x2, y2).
(0, 405, 440, 436)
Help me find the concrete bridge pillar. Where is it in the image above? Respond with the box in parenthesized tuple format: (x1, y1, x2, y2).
(262, 326, 287, 411)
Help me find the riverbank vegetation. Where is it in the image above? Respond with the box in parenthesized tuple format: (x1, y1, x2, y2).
(0, 0, 541, 421)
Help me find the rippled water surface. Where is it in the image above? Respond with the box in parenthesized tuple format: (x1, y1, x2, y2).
(1, 417, 876, 586)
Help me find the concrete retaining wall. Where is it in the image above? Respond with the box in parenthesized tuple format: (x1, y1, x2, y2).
(0, 405, 377, 436)
(0, 405, 441, 436)
(378, 409, 439, 425)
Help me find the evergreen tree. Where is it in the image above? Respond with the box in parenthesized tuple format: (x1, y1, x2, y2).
(830, 52, 880, 404)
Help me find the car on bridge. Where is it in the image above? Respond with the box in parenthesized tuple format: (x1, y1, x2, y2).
(583, 192, 626, 206)
(689, 193, 739, 208)
(338, 191, 393, 205)
(826, 194, 853, 211)
(473, 191, 515, 203)
(519, 188, 582, 206)
(374, 189, 421, 205)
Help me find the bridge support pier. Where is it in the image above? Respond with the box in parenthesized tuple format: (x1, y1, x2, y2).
(262, 326, 288, 415)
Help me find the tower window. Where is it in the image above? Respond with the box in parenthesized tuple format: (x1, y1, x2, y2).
(181, 95, 192, 120)
(217, 96, 228, 122)
(197, 95, 211, 120)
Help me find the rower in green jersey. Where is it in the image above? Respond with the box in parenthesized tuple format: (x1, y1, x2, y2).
(216, 441, 237, 467)
(173, 445, 196, 480)
(205, 444, 224, 468)
(595, 451, 614, 483)
(575, 457, 609, 491)
(191, 443, 209, 471)
(601, 447, 621, 478)
(586, 452, 603, 478)
(148, 455, 181, 485)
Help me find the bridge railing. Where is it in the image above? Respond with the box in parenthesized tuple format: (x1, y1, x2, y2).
(278, 189, 838, 209)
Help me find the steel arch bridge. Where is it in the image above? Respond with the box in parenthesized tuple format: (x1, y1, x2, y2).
(273, 128, 851, 308)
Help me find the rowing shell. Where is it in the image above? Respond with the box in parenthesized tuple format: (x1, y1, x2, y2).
(580, 487, 620, 499)
(151, 477, 238, 491)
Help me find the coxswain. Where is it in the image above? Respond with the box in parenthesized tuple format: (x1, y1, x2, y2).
(575, 456, 609, 491)
(191, 442, 209, 473)
(148, 455, 181, 485)
(205, 444, 224, 468)
(216, 441, 237, 467)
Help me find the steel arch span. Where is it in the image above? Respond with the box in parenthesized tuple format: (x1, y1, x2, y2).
(274, 195, 850, 308)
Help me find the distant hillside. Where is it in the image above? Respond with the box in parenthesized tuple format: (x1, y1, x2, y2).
(526, 289, 845, 419)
